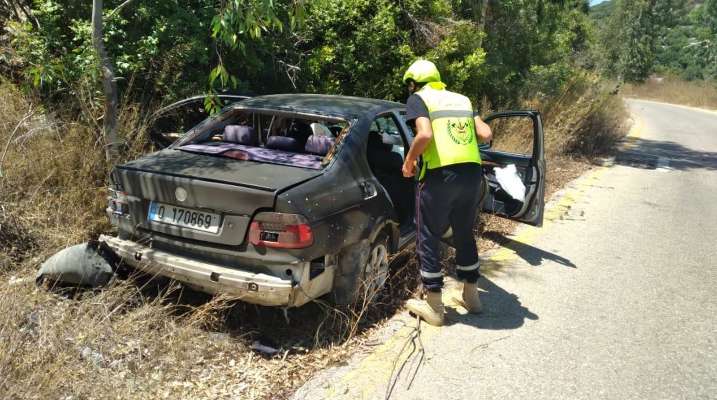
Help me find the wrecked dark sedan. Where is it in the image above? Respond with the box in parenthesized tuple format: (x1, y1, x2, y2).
(97, 94, 547, 307)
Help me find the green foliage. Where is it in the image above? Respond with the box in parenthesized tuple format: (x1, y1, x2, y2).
(598, 0, 659, 82)
(209, 0, 304, 101)
(654, 0, 717, 81)
(593, 0, 717, 82)
(7, 1, 219, 103)
(589, 0, 615, 23)
(296, 0, 413, 100)
(3, 0, 600, 112)
(479, 0, 592, 104)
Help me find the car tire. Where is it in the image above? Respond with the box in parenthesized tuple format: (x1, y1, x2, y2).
(332, 233, 390, 306)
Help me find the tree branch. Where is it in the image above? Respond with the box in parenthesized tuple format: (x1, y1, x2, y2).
(108, 0, 134, 18)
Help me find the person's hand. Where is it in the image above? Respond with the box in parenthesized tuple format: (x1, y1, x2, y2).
(402, 158, 416, 178)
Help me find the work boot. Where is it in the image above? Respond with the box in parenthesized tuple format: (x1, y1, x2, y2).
(406, 291, 445, 326)
(452, 282, 482, 314)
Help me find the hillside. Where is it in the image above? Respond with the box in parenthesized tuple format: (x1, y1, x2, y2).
(589, 0, 615, 23)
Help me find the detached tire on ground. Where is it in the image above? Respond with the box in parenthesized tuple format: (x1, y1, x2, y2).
(332, 233, 390, 306)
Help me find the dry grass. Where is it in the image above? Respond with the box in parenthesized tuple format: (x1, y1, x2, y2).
(622, 75, 717, 110)
(0, 80, 410, 399)
(0, 73, 629, 399)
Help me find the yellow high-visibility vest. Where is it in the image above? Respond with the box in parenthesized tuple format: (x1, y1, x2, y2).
(415, 85, 481, 179)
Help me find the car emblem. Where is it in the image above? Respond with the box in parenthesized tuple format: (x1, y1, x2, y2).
(175, 187, 188, 202)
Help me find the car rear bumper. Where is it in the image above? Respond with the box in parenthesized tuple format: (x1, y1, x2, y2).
(99, 235, 333, 307)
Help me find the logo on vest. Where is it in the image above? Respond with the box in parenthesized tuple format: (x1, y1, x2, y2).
(447, 120, 474, 145)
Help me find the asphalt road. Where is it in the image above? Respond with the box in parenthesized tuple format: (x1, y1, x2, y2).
(295, 99, 717, 400)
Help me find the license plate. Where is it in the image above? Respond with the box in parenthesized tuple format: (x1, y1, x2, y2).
(148, 202, 221, 234)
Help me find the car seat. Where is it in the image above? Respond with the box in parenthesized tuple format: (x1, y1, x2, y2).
(367, 132, 402, 172)
(366, 131, 414, 223)
(266, 136, 301, 152)
(305, 135, 335, 156)
(310, 122, 333, 138)
(223, 125, 257, 146)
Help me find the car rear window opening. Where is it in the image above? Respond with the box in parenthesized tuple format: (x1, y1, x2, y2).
(176, 109, 350, 170)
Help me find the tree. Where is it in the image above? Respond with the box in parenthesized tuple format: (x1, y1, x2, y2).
(92, 0, 119, 162)
(602, 0, 659, 82)
(206, 0, 305, 111)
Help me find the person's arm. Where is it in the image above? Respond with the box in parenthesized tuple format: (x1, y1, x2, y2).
(402, 116, 433, 178)
(474, 115, 492, 144)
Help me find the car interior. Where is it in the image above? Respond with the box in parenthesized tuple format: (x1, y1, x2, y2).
(177, 110, 349, 169)
(365, 115, 416, 227)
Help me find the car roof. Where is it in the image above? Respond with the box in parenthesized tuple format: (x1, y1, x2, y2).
(233, 94, 404, 119)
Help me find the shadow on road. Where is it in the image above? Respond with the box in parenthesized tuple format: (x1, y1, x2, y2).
(482, 231, 577, 268)
(446, 276, 538, 330)
(613, 137, 717, 171)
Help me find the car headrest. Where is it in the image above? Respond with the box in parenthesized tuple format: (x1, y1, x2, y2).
(266, 136, 300, 152)
(304, 135, 335, 156)
(223, 125, 257, 146)
(310, 122, 333, 137)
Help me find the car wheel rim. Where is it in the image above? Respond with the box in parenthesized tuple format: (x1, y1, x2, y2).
(364, 242, 389, 296)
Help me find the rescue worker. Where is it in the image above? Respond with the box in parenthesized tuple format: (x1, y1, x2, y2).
(402, 60, 493, 326)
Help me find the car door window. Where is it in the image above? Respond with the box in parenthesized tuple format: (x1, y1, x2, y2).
(486, 115, 535, 156)
(370, 115, 406, 160)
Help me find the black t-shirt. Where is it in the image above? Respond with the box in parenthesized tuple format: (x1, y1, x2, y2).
(406, 93, 480, 123)
(405, 94, 429, 125)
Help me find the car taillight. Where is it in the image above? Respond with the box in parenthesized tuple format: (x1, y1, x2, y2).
(249, 213, 313, 249)
(107, 188, 130, 215)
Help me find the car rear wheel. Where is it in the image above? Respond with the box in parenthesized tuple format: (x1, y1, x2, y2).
(332, 233, 390, 306)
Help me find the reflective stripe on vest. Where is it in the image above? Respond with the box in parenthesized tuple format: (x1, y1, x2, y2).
(415, 86, 481, 178)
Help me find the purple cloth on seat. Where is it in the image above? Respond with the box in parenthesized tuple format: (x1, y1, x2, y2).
(178, 143, 324, 169)
(179, 142, 237, 154)
(305, 135, 335, 156)
(223, 125, 257, 145)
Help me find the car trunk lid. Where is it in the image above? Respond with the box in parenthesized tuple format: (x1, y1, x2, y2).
(113, 149, 322, 246)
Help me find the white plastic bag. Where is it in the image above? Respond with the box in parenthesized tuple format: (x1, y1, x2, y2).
(494, 164, 526, 202)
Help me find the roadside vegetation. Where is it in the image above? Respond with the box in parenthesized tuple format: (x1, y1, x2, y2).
(3, 0, 694, 398)
(622, 75, 717, 110)
(591, 0, 717, 110)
